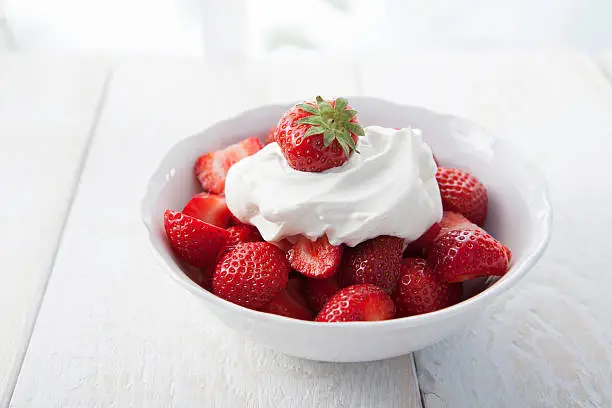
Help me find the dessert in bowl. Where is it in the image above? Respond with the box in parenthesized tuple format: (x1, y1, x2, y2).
(141, 96, 551, 362)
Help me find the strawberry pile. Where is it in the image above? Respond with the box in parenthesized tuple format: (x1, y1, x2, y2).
(163, 96, 511, 323)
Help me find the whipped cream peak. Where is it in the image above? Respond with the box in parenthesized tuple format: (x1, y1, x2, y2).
(225, 125, 443, 247)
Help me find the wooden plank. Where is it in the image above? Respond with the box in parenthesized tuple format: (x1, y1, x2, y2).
(360, 51, 612, 407)
(0, 55, 108, 406)
(11, 57, 422, 408)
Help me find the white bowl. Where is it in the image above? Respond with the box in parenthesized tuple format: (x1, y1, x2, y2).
(141, 97, 552, 363)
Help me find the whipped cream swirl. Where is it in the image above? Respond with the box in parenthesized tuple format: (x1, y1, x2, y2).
(225, 126, 443, 247)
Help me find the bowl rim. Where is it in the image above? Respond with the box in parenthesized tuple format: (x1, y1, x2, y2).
(141, 97, 553, 331)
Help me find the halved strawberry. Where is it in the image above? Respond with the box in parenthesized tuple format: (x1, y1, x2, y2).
(164, 210, 230, 269)
(213, 242, 290, 310)
(315, 284, 395, 322)
(404, 222, 442, 257)
(392, 258, 449, 317)
(428, 211, 509, 283)
(263, 281, 313, 321)
(337, 236, 404, 293)
(270, 239, 293, 253)
(264, 126, 277, 145)
(436, 167, 488, 226)
(195, 137, 262, 194)
(182, 192, 232, 228)
(287, 235, 343, 279)
(305, 277, 340, 313)
(226, 224, 262, 246)
(286, 276, 308, 308)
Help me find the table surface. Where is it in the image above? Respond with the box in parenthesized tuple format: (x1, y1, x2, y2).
(2, 51, 612, 408)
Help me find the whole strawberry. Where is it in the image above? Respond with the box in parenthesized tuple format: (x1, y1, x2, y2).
(428, 211, 510, 283)
(315, 284, 395, 322)
(436, 167, 488, 226)
(213, 242, 290, 310)
(276, 96, 365, 172)
(392, 258, 449, 317)
(337, 236, 404, 293)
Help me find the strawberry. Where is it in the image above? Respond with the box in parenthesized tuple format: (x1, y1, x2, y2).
(305, 277, 340, 313)
(226, 224, 262, 246)
(337, 236, 404, 293)
(276, 96, 364, 172)
(436, 167, 488, 226)
(264, 126, 277, 145)
(315, 284, 395, 322)
(286, 276, 309, 308)
(195, 137, 262, 194)
(213, 242, 290, 310)
(262, 279, 313, 320)
(428, 211, 510, 283)
(404, 222, 442, 257)
(287, 235, 343, 279)
(183, 264, 214, 292)
(182, 192, 232, 228)
(392, 258, 449, 317)
(270, 239, 293, 253)
(164, 210, 230, 269)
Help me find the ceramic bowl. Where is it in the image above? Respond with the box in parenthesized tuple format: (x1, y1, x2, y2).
(141, 97, 552, 362)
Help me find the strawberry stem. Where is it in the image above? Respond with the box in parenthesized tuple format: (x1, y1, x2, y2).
(297, 96, 365, 157)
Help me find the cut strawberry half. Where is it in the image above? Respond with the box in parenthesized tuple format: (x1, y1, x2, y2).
(262, 288, 313, 320)
(264, 126, 277, 145)
(286, 276, 309, 309)
(287, 235, 343, 279)
(195, 137, 262, 194)
(164, 210, 230, 269)
(182, 192, 232, 228)
(428, 211, 509, 283)
(315, 284, 395, 322)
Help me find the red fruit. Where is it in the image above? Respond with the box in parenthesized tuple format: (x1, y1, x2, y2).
(305, 277, 340, 313)
(183, 264, 214, 292)
(392, 258, 449, 317)
(404, 222, 442, 257)
(264, 126, 277, 145)
(436, 167, 488, 226)
(263, 284, 313, 321)
(315, 284, 395, 322)
(195, 137, 262, 194)
(428, 212, 509, 283)
(286, 276, 308, 308)
(226, 224, 262, 246)
(276, 96, 364, 172)
(270, 239, 293, 253)
(337, 236, 404, 293)
(287, 235, 343, 279)
(164, 210, 230, 269)
(213, 242, 290, 310)
(182, 192, 232, 228)
(447, 283, 463, 306)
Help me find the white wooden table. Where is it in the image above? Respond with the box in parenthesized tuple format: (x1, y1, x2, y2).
(2, 51, 612, 408)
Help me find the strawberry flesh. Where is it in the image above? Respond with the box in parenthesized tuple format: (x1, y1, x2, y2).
(288, 235, 343, 279)
(315, 284, 395, 322)
(305, 277, 340, 313)
(195, 137, 262, 194)
(164, 210, 230, 269)
(262, 287, 313, 320)
(182, 192, 232, 228)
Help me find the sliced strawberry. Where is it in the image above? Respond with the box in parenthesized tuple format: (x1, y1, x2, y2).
(305, 277, 340, 313)
(226, 224, 262, 246)
(428, 211, 509, 283)
(315, 284, 395, 322)
(287, 235, 343, 279)
(213, 242, 290, 310)
(182, 192, 232, 228)
(270, 239, 293, 253)
(404, 222, 442, 257)
(195, 137, 262, 194)
(264, 126, 277, 145)
(392, 258, 449, 317)
(436, 167, 488, 226)
(286, 276, 308, 308)
(164, 210, 230, 269)
(337, 236, 404, 293)
(262, 288, 313, 320)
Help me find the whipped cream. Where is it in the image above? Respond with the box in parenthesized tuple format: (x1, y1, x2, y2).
(225, 125, 443, 247)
